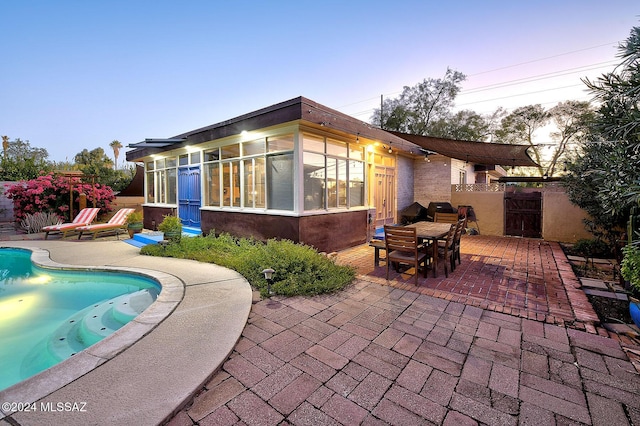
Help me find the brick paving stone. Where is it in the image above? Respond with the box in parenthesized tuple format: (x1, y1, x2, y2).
(241, 323, 273, 344)
(223, 355, 267, 388)
(518, 401, 555, 426)
(470, 338, 521, 369)
(413, 345, 463, 377)
(269, 373, 322, 415)
(322, 393, 369, 425)
(475, 321, 500, 341)
(392, 333, 422, 357)
(373, 327, 405, 349)
(290, 322, 331, 342)
(288, 402, 341, 426)
(335, 335, 370, 359)
(574, 347, 607, 372)
(385, 383, 447, 424)
(521, 349, 549, 379)
(568, 328, 627, 359)
(342, 361, 370, 381)
(586, 392, 630, 426)
(165, 410, 194, 426)
(396, 359, 432, 393)
(307, 385, 334, 408)
(341, 322, 381, 341)
(603, 353, 637, 380)
(455, 378, 491, 406)
(326, 371, 360, 397)
(251, 316, 287, 336)
(519, 386, 590, 424)
(364, 342, 409, 369)
(442, 410, 478, 426)
(252, 363, 302, 400)
(260, 329, 301, 353)
(348, 371, 392, 411)
(520, 372, 585, 406)
(187, 378, 245, 421)
(421, 368, 458, 406)
(549, 358, 582, 388)
(318, 329, 353, 350)
(460, 354, 492, 386)
(226, 390, 284, 425)
(290, 353, 338, 382)
(489, 363, 519, 398)
(306, 344, 349, 370)
(371, 398, 427, 426)
(241, 344, 286, 374)
(449, 392, 517, 426)
(353, 350, 402, 380)
(198, 406, 240, 426)
(271, 336, 315, 363)
(426, 325, 454, 346)
(301, 317, 339, 336)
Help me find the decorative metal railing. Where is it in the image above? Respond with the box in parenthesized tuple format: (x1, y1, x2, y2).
(453, 183, 506, 192)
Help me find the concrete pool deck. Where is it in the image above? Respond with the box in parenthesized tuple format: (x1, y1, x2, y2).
(0, 239, 252, 425)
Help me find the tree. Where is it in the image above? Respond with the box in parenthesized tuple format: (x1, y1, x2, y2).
(564, 25, 640, 242)
(74, 147, 133, 192)
(0, 137, 52, 181)
(546, 101, 595, 176)
(495, 105, 550, 176)
(427, 109, 492, 141)
(110, 139, 123, 170)
(372, 68, 467, 135)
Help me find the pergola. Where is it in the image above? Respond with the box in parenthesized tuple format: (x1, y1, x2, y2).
(56, 171, 97, 221)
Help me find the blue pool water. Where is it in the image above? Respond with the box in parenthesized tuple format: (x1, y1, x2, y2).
(0, 248, 160, 391)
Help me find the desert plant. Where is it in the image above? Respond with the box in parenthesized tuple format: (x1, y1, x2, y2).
(19, 211, 61, 234)
(125, 211, 143, 225)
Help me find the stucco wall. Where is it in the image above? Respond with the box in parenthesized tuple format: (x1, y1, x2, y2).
(451, 187, 594, 243)
(450, 190, 504, 236)
(542, 191, 592, 242)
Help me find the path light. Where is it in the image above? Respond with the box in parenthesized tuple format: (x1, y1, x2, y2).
(261, 268, 275, 296)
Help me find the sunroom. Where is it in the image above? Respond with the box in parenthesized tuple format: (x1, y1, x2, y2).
(126, 97, 408, 252)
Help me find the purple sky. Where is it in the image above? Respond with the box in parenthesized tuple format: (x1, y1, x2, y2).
(1, 1, 638, 162)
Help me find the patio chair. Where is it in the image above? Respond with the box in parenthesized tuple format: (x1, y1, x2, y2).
(436, 223, 457, 278)
(42, 208, 101, 239)
(434, 212, 459, 224)
(452, 218, 466, 268)
(76, 208, 136, 240)
(384, 225, 429, 285)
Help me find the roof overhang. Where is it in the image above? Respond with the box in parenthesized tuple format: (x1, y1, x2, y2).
(388, 131, 538, 167)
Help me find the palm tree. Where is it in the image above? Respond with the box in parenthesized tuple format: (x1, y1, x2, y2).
(109, 140, 123, 170)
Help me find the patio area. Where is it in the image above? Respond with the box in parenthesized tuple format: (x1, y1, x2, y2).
(172, 235, 640, 425)
(336, 235, 600, 332)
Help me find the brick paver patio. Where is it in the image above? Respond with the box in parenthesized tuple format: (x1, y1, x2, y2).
(170, 235, 640, 425)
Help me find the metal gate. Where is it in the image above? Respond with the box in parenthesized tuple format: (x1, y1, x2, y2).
(504, 192, 542, 238)
(178, 165, 201, 228)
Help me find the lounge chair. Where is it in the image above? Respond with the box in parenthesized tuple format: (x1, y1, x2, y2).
(76, 208, 136, 240)
(42, 208, 101, 239)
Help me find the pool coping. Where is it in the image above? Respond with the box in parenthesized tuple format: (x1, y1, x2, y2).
(0, 241, 252, 425)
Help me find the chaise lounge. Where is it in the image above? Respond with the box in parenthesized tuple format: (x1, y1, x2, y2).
(76, 208, 135, 240)
(42, 207, 101, 239)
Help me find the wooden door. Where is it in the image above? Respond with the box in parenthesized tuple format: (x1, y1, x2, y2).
(504, 192, 542, 238)
(374, 166, 395, 227)
(178, 165, 202, 228)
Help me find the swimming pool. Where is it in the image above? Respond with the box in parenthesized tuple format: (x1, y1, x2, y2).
(0, 248, 160, 391)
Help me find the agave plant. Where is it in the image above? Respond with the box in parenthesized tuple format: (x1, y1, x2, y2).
(20, 212, 61, 234)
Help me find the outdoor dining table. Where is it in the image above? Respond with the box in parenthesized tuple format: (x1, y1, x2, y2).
(404, 221, 453, 278)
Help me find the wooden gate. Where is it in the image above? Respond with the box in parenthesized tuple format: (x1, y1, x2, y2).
(504, 192, 542, 238)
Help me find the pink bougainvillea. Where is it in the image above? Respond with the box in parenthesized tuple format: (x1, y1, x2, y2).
(5, 172, 115, 222)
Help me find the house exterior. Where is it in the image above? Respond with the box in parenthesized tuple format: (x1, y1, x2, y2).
(126, 97, 535, 252)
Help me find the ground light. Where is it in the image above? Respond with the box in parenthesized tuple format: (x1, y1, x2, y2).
(261, 268, 275, 296)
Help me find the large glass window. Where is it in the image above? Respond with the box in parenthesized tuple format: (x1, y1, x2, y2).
(202, 134, 293, 211)
(146, 158, 177, 204)
(302, 133, 365, 211)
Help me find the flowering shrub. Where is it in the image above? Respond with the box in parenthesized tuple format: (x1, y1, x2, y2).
(5, 172, 115, 222)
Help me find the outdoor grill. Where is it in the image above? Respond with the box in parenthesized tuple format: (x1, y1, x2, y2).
(399, 202, 429, 224)
(426, 202, 457, 221)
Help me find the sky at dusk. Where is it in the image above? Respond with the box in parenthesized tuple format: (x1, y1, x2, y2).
(1, 1, 638, 163)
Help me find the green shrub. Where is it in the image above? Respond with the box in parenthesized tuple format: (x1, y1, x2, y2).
(141, 233, 355, 297)
(622, 243, 640, 295)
